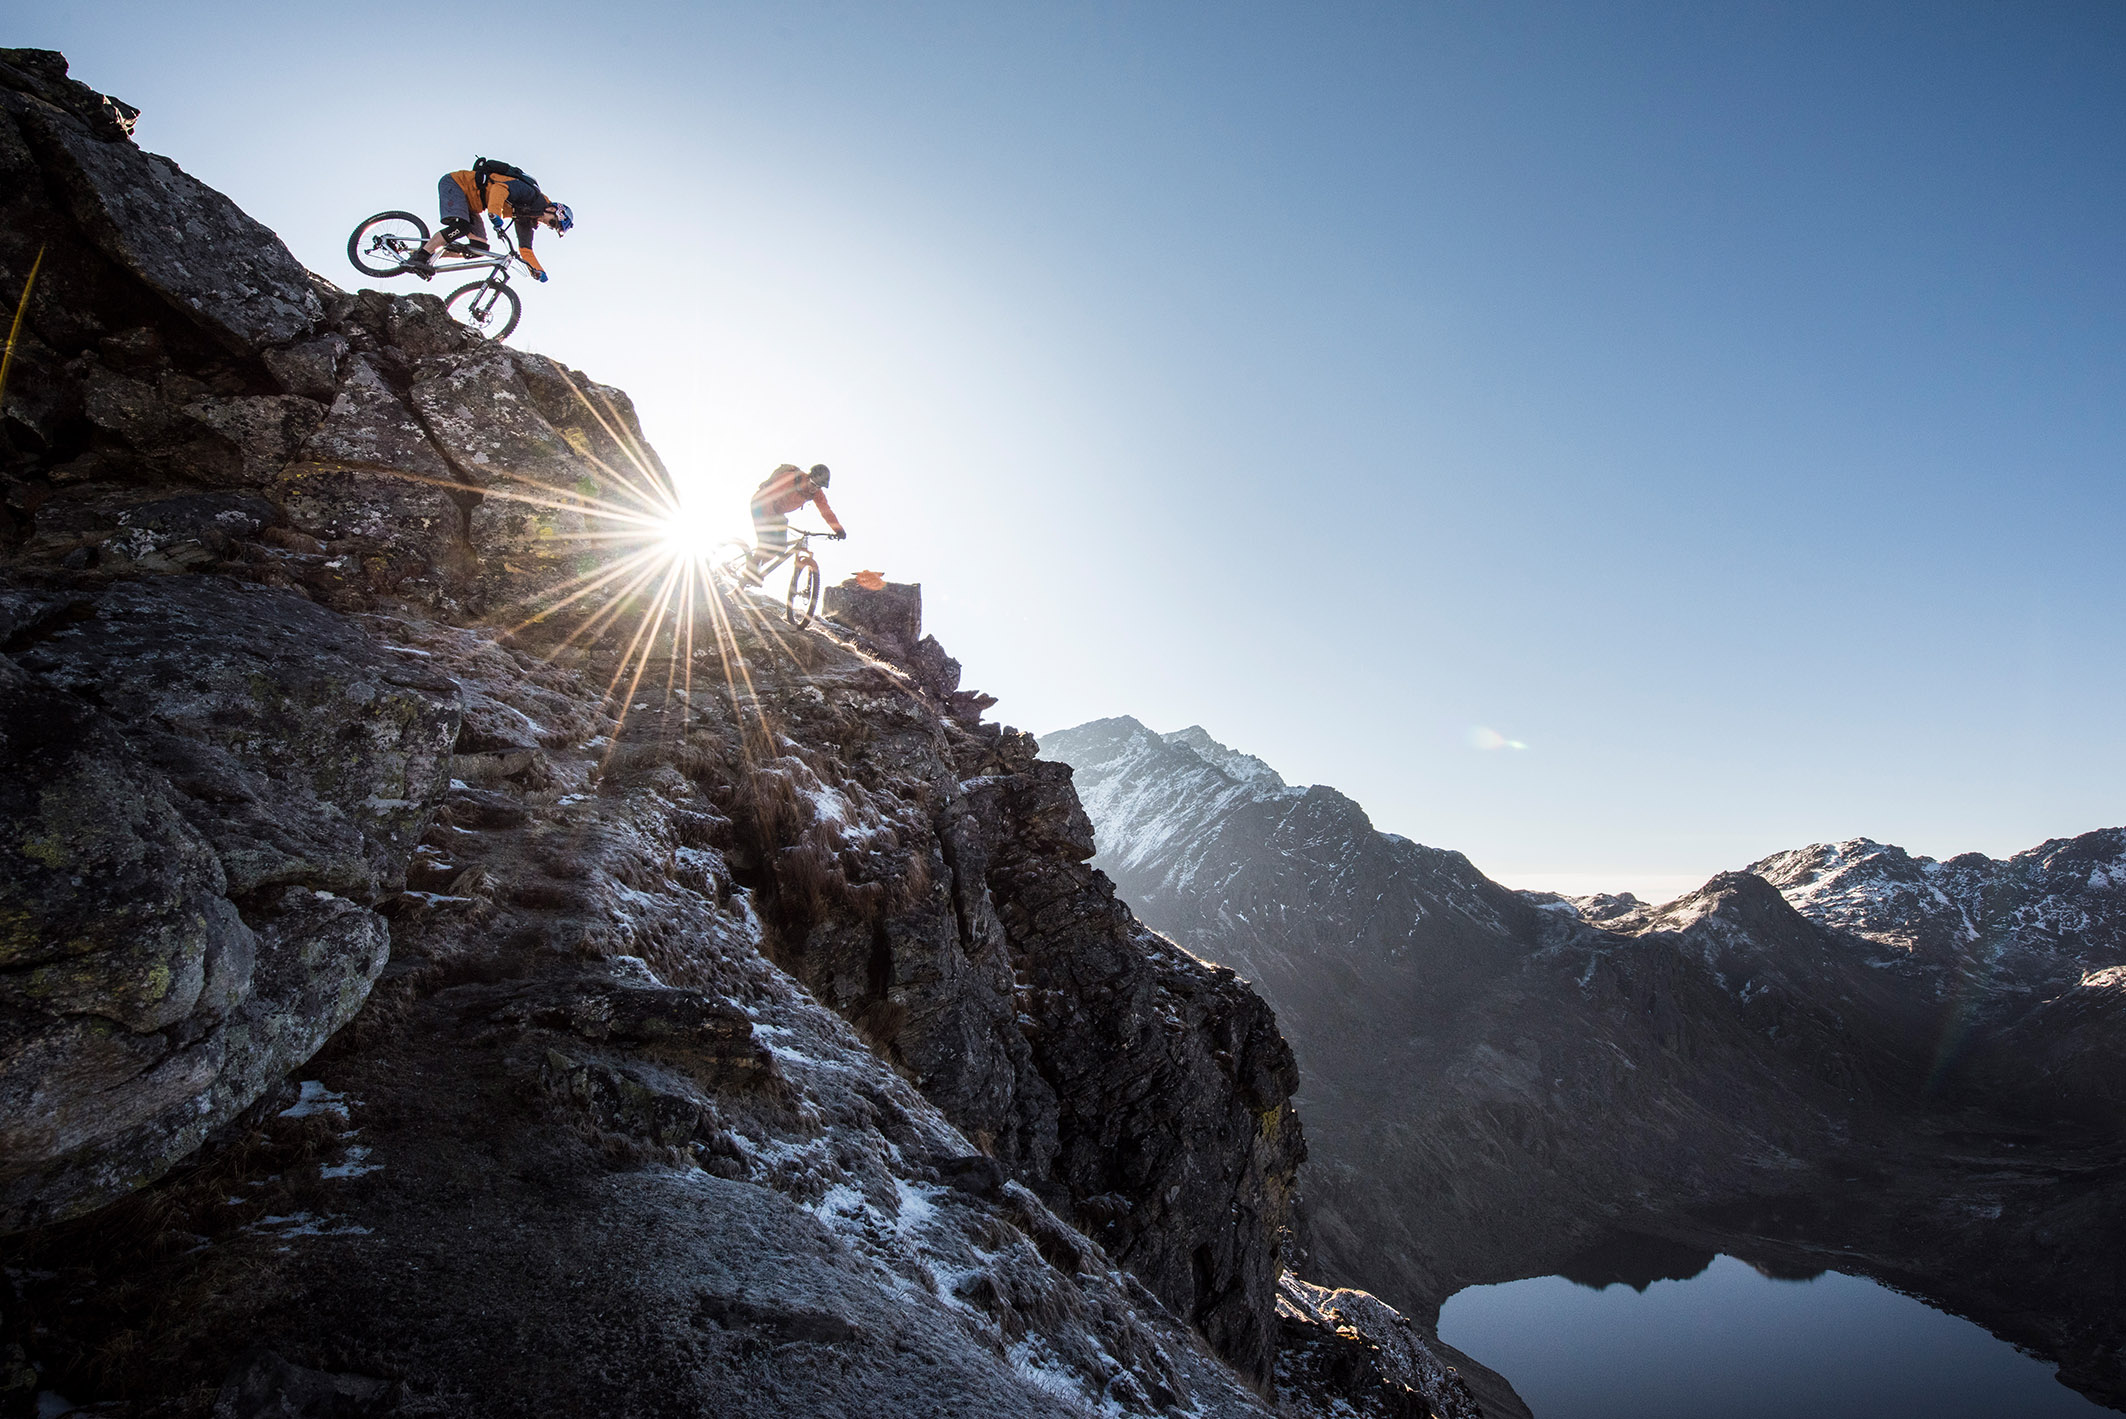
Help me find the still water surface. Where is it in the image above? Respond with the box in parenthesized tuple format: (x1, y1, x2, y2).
(1438, 1254, 2106, 1419)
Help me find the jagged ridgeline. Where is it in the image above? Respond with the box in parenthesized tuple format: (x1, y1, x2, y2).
(1043, 715, 2126, 1413)
(0, 50, 1491, 1419)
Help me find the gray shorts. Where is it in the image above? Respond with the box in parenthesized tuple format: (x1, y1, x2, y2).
(437, 174, 474, 228)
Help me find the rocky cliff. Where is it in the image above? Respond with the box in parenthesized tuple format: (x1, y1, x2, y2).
(1044, 715, 2126, 1410)
(0, 51, 1478, 1419)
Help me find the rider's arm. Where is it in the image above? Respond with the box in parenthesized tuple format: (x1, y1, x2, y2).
(810, 490, 845, 536)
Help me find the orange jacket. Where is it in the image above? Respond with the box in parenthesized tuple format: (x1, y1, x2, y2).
(750, 464, 843, 534)
(448, 170, 513, 220)
(449, 169, 545, 249)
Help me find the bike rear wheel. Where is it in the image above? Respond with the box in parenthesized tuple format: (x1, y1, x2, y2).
(348, 211, 429, 278)
(711, 540, 755, 591)
(444, 280, 522, 341)
(786, 555, 820, 627)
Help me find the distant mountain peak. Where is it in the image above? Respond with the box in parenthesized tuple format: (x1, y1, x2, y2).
(1162, 725, 1290, 791)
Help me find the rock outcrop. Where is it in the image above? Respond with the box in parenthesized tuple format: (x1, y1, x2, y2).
(1272, 1277, 1486, 1419)
(0, 50, 1428, 1419)
(822, 576, 995, 724)
(1044, 715, 2126, 1411)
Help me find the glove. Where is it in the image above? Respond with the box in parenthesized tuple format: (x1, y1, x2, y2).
(831, 530, 847, 541)
(490, 215, 507, 236)
(520, 249, 549, 283)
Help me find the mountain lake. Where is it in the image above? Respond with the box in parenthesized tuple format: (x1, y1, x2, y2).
(1438, 1252, 2108, 1419)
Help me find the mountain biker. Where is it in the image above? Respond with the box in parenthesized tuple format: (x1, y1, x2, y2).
(404, 160, 573, 282)
(744, 463, 844, 580)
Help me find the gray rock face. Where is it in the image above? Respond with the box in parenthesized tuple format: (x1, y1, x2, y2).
(0, 50, 1399, 1419)
(703, 603, 1306, 1383)
(0, 49, 321, 353)
(1044, 715, 2126, 1410)
(2, 598, 1294, 1418)
(962, 733, 1304, 1382)
(0, 578, 457, 1230)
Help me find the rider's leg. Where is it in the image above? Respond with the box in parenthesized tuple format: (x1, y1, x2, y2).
(420, 176, 475, 261)
(747, 512, 787, 584)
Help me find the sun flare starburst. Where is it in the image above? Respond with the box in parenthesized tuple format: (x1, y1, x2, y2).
(365, 364, 818, 769)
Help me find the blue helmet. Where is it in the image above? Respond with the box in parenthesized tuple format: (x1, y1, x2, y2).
(548, 202, 575, 235)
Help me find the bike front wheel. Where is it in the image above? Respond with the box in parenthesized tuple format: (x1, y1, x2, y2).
(786, 555, 820, 628)
(348, 211, 429, 278)
(444, 280, 522, 341)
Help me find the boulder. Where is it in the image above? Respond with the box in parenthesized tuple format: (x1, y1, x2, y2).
(0, 578, 457, 1229)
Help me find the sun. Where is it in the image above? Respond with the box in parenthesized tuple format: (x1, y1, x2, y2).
(657, 497, 727, 563)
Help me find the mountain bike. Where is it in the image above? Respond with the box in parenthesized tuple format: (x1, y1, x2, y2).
(710, 527, 833, 628)
(346, 210, 528, 340)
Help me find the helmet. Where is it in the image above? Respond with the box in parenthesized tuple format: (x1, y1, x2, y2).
(548, 202, 574, 235)
(808, 464, 831, 488)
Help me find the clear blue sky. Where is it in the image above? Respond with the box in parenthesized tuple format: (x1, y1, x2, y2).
(20, 2, 2124, 898)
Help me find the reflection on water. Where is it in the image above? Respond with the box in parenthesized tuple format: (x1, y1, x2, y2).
(1438, 1249, 2107, 1419)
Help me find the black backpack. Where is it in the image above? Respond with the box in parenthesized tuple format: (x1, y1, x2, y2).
(472, 156, 540, 193)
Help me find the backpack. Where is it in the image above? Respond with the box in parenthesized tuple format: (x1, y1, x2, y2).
(502, 178, 545, 213)
(472, 156, 539, 193)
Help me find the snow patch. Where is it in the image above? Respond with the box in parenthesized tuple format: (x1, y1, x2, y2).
(320, 1145, 382, 1180)
(250, 1211, 372, 1240)
(279, 1081, 350, 1121)
(1006, 1335, 1105, 1412)
(893, 1177, 946, 1235)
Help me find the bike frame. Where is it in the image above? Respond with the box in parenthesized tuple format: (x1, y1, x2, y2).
(744, 527, 826, 579)
(713, 526, 833, 627)
(362, 221, 527, 294)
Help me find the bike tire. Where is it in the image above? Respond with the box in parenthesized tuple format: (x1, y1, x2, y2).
(347, 211, 430, 278)
(786, 556, 820, 628)
(710, 540, 755, 589)
(443, 280, 522, 341)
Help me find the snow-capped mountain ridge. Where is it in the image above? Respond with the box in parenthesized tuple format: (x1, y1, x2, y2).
(1049, 716, 1525, 969)
(1745, 830, 2126, 982)
(1081, 715, 2126, 1017)
(1054, 717, 1301, 890)
(1163, 725, 1290, 791)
